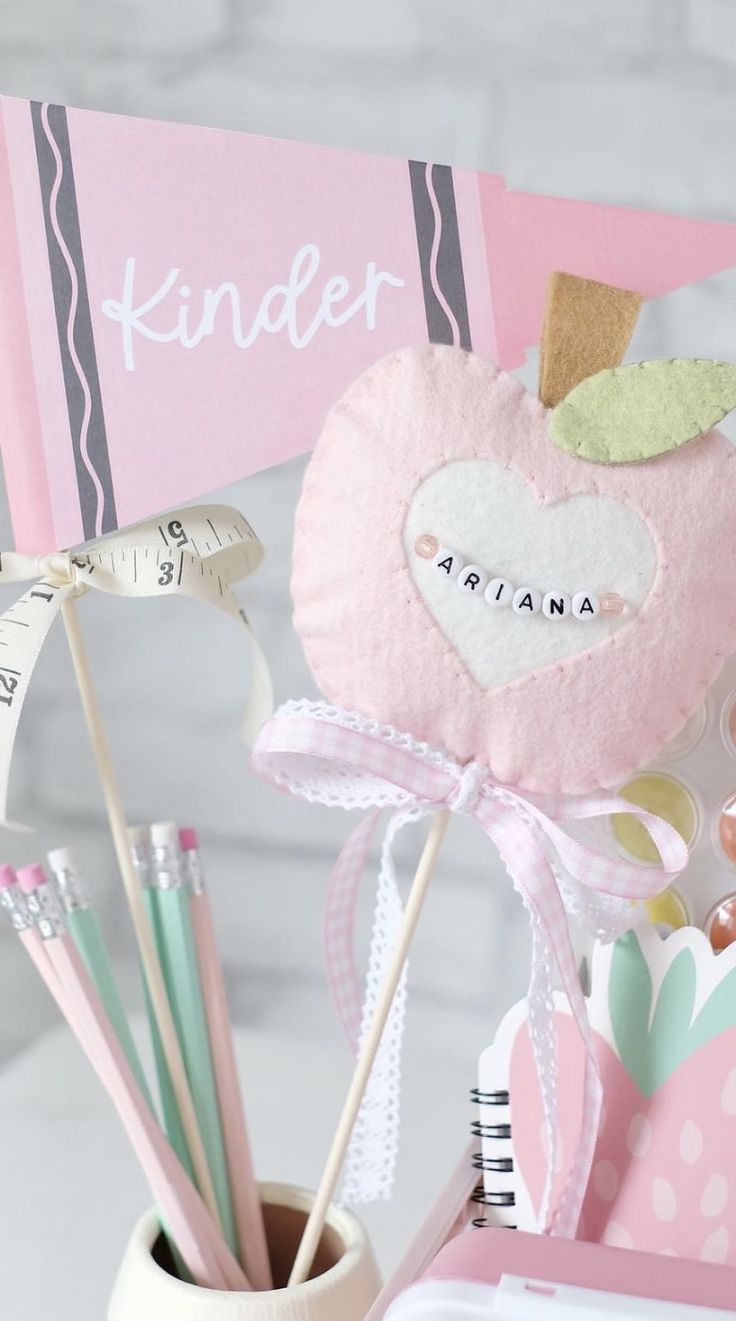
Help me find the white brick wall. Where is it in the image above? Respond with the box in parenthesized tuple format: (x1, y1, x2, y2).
(0, 0, 228, 52)
(687, 0, 736, 63)
(503, 73, 736, 216)
(0, 0, 733, 1068)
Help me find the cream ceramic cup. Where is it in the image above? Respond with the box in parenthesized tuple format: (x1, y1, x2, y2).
(108, 1182, 381, 1321)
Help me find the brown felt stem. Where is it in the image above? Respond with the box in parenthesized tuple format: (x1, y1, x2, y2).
(538, 271, 642, 407)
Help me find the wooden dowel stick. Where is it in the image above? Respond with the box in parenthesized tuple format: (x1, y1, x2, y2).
(61, 597, 221, 1230)
(289, 810, 450, 1286)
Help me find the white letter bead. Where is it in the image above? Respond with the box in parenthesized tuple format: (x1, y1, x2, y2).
(457, 564, 489, 594)
(572, 591, 600, 620)
(432, 546, 464, 578)
(512, 586, 542, 615)
(485, 577, 514, 608)
(542, 591, 571, 620)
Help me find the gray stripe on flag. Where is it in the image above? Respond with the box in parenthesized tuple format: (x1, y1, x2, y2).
(409, 160, 472, 350)
(31, 101, 117, 539)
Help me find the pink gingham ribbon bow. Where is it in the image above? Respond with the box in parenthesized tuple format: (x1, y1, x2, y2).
(252, 700, 688, 1235)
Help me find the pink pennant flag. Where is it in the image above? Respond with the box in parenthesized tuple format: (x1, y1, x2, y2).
(1, 94, 736, 553)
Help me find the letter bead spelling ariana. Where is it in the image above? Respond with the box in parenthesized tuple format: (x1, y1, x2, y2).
(416, 536, 622, 622)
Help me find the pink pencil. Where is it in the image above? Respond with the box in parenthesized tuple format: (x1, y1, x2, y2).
(14, 863, 249, 1292)
(2, 863, 134, 1093)
(364, 1141, 478, 1320)
(181, 828, 273, 1290)
(0, 864, 65, 1002)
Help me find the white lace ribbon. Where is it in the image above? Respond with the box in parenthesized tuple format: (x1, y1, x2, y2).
(253, 701, 689, 1234)
(0, 505, 272, 825)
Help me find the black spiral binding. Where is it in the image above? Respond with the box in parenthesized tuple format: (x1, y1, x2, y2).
(470, 1087, 516, 1229)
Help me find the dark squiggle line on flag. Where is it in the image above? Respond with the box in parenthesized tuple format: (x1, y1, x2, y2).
(409, 160, 472, 350)
(31, 102, 117, 540)
(425, 162, 463, 346)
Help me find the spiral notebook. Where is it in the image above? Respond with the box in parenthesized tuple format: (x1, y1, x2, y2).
(476, 925, 736, 1263)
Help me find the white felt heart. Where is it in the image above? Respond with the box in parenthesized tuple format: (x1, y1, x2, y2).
(404, 461, 657, 689)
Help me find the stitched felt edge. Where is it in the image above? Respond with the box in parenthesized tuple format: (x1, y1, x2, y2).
(292, 345, 736, 795)
(550, 358, 736, 464)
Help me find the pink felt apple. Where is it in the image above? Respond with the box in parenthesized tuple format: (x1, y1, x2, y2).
(292, 346, 736, 793)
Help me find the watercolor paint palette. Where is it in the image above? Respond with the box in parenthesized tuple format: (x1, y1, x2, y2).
(610, 653, 736, 946)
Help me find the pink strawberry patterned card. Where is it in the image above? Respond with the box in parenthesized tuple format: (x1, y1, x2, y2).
(479, 925, 736, 1265)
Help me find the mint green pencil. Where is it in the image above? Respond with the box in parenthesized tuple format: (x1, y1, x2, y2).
(47, 846, 154, 1110)
(128, 826, 194, 1181)
(49, 841, 191, 1285)
(149, 821, 238, 1260)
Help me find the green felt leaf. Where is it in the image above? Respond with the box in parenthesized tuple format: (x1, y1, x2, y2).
(550, 358, 736, 464)
(608, 931, 736, 1096)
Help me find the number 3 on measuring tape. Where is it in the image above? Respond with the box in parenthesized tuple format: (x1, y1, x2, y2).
(0, 504, 272, 829)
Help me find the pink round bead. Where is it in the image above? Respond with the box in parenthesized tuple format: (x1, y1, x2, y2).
(415, 534, 439, 560)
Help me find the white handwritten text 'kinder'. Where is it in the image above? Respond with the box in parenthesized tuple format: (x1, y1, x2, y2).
(101, 244, 406, 371)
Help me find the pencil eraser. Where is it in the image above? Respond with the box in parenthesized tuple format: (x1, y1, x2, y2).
(0, 864, 17, 890)
(17, 863, 47, 893)
(150, 820, 179, 849)
(47, 846, 75, 872)
(179, 827, 199, 851)
(127, 824, 151, 848)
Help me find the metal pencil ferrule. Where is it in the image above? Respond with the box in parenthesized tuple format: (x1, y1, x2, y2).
(25, 882, 65, 940)
(51, 865, 89, 914)
(0, 884, 30, 932)
(150, 844, 183, 891)
(182, 852, 206, 896)
(129, 842, 153, 889)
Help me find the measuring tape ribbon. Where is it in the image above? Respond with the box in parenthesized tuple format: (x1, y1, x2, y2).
(0, 504, 273, 825)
